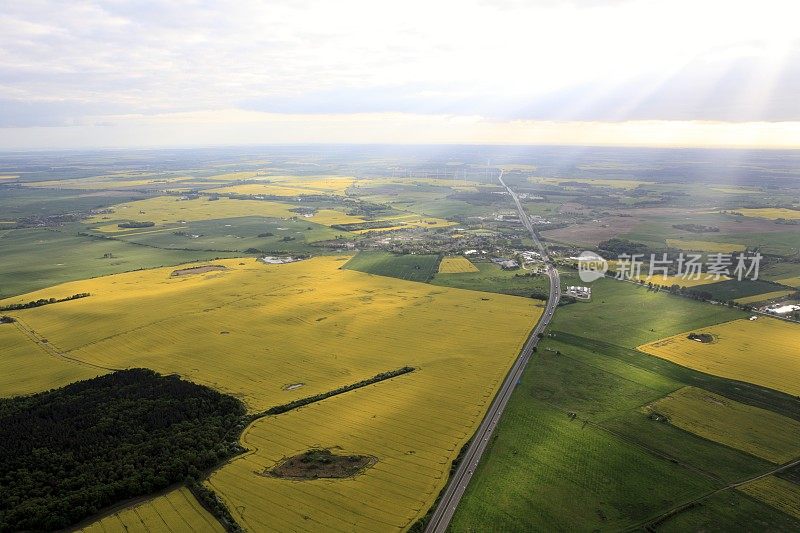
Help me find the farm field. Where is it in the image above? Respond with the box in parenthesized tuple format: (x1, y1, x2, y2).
(736, 208, 800, 220)
(431, 262, 555, 298)
(666, 238, 745, 252)
(449, 397, 716, 532)
(738, 476, 800, 520)
(22, 174, 197, 190)
(343, 251, 441, 282)
(437, 256, 478, 273)
(638, 318, 800, 396)
(777, 276, 800, 288)
(761, 263, 800, 286)
(209, 356, 529, 531)
(105, 216, 342, 252)
(0, 227, 235, 298)
(736, 289, 797, 304)
(632, 273, 727, 287)
(550, 276, 744, 347)
(87, 195, 365, 232)
(209, 176, 355, 196)
(643, 386, 800, 463)
(0, 322, 101, 397)
(528, 176, 653, 189)
(657, 490, 800, 532)
(0, 256, 541, 411)
(690, 278, 788, 302)
(80, 487, 225, 532)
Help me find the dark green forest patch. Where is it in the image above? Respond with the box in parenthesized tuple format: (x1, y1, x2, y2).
(0, 369, 245, 532)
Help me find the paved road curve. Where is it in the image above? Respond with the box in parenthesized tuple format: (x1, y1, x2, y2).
(425, 170, 561, 533)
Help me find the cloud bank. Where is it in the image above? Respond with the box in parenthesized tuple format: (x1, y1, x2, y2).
(1, 0, 798, 148)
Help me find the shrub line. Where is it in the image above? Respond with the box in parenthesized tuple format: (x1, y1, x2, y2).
(253, 366, 415, 418)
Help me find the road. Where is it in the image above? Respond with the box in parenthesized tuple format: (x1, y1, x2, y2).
(425, 170, 561, 533)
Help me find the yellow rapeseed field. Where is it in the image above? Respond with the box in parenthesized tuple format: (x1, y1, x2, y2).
(738, 476, 800, 520)
(0, 256, 541, 411)
(632, 273, 727, 287)
(665, 239, 745, 253)
(209, 176, 355, 197)
(736, 208, 800, 220)
(204, 171, 263, 181)
(0, 322, 101, 398)
(373, 213, 455, 231)
(643, 387, 800, 463)
(81, 487, 224, 532)
(777, 276, 800, 288)
(87, 196, 364, 232)
(735, 290, 796, 304)
(2, 256, 541, 531)
(207, 301, 539, 531)
(438, 256, 479, 273)
(637, 318, 800, 396)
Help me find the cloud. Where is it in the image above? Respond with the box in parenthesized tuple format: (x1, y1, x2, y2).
(3, 109, 800, 150)
(0, 0, 798, 147)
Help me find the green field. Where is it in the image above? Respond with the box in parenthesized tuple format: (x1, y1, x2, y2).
(701, 278, 792, 301)
(341, 251, 440, 282)
(88, 216, 343, 254)
(0, 187, 147, 220)
(451, 275, 799, 531)
(0, 227, 237, 298)
(657, 490, 800, 532)
(552, 275, 745, 347)
(431, 262, 553, 297)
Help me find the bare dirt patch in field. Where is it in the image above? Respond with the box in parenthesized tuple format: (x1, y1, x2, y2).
(170, 265, 227, 276)
(264, 449, 377, 480)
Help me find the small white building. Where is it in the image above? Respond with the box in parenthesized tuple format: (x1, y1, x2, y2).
(566, 286, 592, 300)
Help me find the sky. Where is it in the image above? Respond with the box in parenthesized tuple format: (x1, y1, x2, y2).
(1, 0, 799, 149)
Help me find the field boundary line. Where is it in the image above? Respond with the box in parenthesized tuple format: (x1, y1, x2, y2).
(624, 455, 800, 531)
(12, 317, 118, 371)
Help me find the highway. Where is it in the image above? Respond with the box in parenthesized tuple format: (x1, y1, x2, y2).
(425, 170, 561, 533)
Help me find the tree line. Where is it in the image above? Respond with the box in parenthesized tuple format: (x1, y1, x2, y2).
(0, 292, 90, 312)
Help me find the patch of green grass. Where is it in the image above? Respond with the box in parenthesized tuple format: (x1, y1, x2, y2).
(701, 278, 791, 301)
(341, 251, 440, 282)
(430, 262, 553, 297)
(550, 275, 745, 347)
(550, 333, 800, 421)
(0, 227, 237, 298)
(602, 411, 773, 484)
(529, 339, 774, 482)
(451, 398, 717, 532)
(0, 187, 146, 220)
(656, 490, 800, 532)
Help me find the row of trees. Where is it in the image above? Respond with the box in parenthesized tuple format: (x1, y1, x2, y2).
(0, 292, 90, 311)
